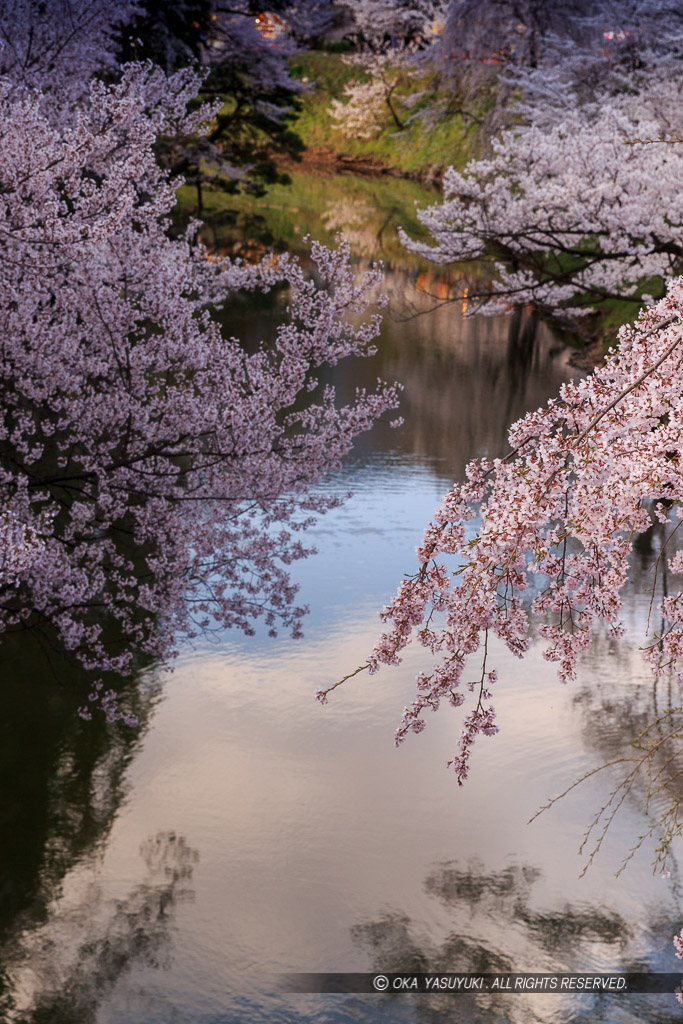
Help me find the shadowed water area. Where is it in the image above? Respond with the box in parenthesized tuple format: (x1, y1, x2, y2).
(2, 173, 683, 1023)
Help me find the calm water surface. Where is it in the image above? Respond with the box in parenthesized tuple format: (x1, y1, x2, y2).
(2, 202, 683, 1023)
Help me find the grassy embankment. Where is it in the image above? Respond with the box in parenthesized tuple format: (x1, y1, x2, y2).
(287, 49, 483, 181)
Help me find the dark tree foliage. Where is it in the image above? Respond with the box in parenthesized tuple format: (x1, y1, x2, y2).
(118, 0, 307, 206)
(441, 0, 683, 72)
(117, 0, 213, 70)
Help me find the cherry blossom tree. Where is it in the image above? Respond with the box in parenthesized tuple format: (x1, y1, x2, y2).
(439, 0, 683, 83)
(433, 0, 683, 140)
(400, 72, 683, 317)
(394, 1, 683, 323)
(0, 0, 140, 103)
(330, 52, 417, 137)
(0, 57, 398, 717)
(502, 0, 683, 126)
(440, 0, 587, 70)
(0, 1, 316, 205)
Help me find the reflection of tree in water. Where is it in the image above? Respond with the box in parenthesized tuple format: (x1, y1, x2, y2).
(183, 253, 576, 482)
(424, 861, 628, 962)
(553, 524, 683, 876)
(195, 207, 280, 260)
(0, 831, 197, 1024)
(0, 629, 162, 1019)
(352, 858, 683, 1024)
(0, 633, 158, 926)
(322, 197, 382, 258)
(328, 266, 575, 479)
(506, 306, 540, 388)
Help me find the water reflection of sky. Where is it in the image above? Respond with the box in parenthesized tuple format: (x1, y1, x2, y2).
(5, 277, 683, 1023)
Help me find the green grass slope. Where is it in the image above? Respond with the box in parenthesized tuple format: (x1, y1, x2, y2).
(289, 51, 483, 179)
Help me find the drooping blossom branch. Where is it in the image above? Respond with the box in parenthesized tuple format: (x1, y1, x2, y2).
(320, 279, 683, 783)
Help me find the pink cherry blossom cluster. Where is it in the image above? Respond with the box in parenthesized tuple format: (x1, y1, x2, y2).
(320, 281, 683, 783)
(674, 925, 683, 996)
(0, 0, 141, 104)
(0, 511, 45, 588)
(0, 56, 398, 702)
(401, 74, 683, 316)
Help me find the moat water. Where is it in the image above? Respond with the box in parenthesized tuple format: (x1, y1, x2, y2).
(2, 174, 682, 1024)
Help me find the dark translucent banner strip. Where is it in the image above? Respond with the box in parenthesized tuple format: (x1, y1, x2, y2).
(279, 973, 683, 994)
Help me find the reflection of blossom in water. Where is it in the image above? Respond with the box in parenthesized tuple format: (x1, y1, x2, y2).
(0, 831, 198, 1024)
(322, 199, 383, 257)
(352, 858, 683, 1024)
